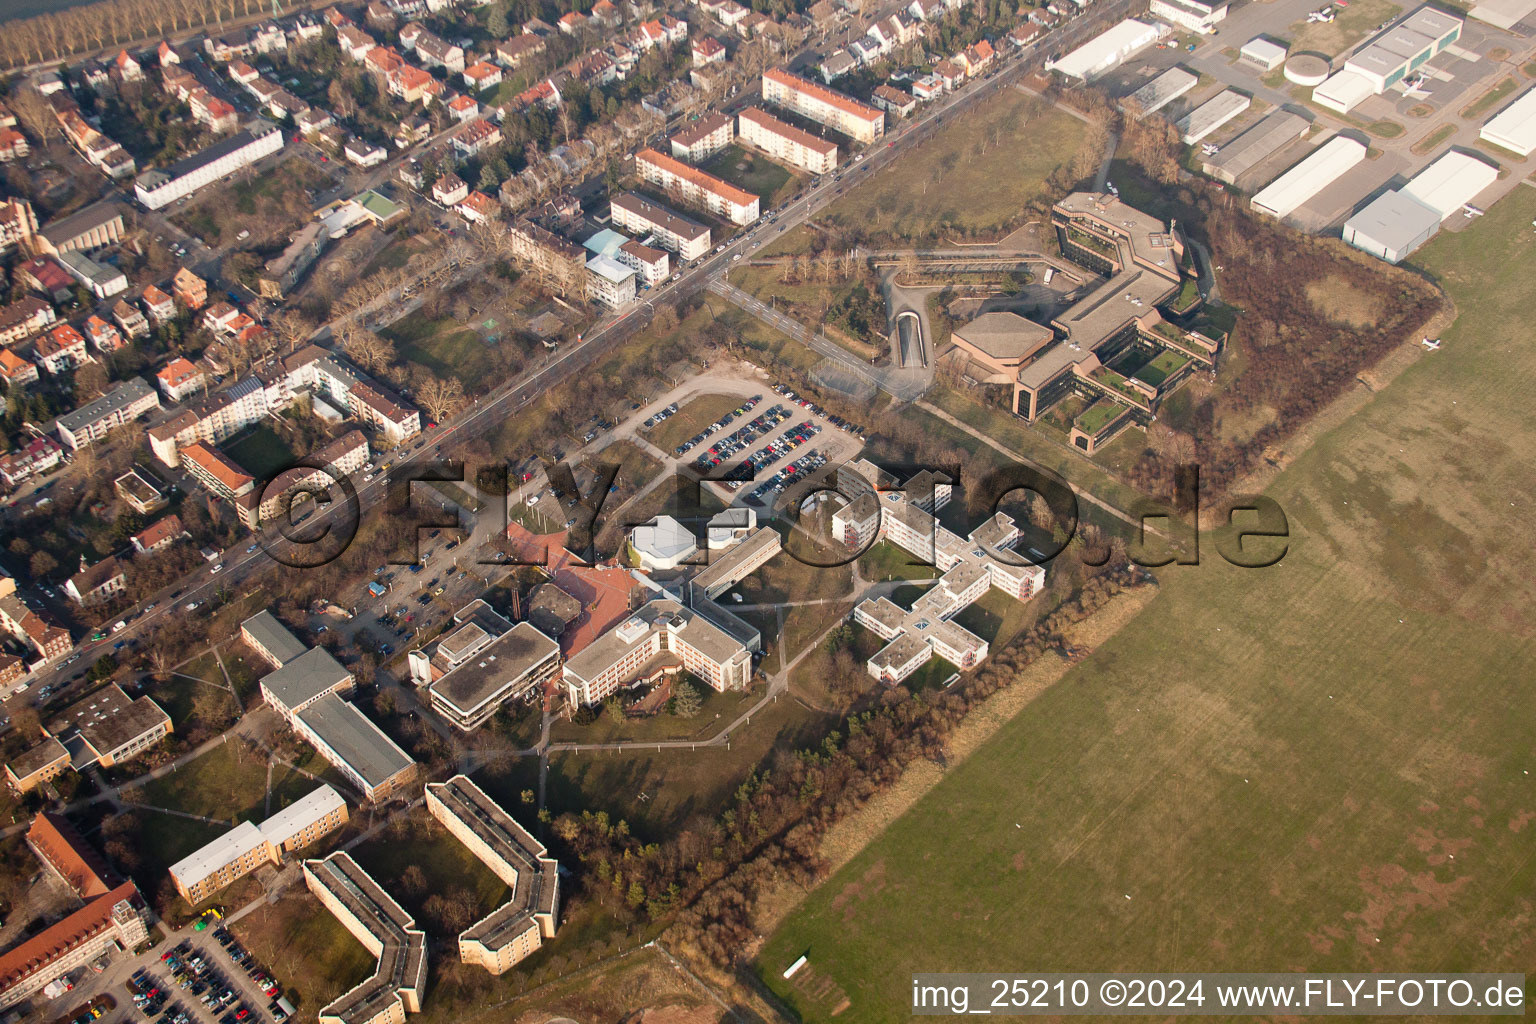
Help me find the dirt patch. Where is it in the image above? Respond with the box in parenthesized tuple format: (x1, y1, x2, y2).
(829, 860, 887, 922)
(1305, 276, 1386, 328)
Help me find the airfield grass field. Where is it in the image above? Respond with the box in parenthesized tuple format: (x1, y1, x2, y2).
(758, 182, 1536, 1021)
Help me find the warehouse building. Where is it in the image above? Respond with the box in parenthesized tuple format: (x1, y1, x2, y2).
(1047, 19, 1163, 81)
(1200, 110, 1310, 184)
(1176, 89, 1251, 144)
(1239, 36, 1287, 70)
(1480, 84, 1536, 155)
(1148, 0, 1227, 33)
(1122, 66, 1197, 116)
(1312, 6, 1462, 114)
(1250, 135, 1366, 219)
(1342, 150, 1498, 262)
(425, 776, 560, 974)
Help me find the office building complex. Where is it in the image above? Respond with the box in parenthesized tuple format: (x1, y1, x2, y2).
(407, 601, 562, 731)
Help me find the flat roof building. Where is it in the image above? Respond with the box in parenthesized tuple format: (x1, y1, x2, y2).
(949, 311, 1056, 384)
(562, 598, 753, 706)
(1312, 6, 1461, 113)
(422, 620, 561, 731)
(134, 120, 286, 209)
(242, 609, 309, 669)
(1199, 109, 1309, 184)
(1479, 84, 1536, 155)
(630, 515, 700, 570)
(170, 785, 348, 904)
(45, 683, 172, 770)
(425, 776, 559, 974)
(303, 852, 427, 1024)
(1122, 66, 1197, 116)
(1047, 18, 1162, 81)
(1342, 151, 1498, 263)
(1175, 89, 1251, 145)
(1250, 135, 1367, 219)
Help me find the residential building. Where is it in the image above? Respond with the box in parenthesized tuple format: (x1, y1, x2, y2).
(408, 602, 561, 730)
(507, 219, 588, 296)
(0, 881, 148, 1010)
(169, 785, 347, 904)
(585, 254, 637, 308)
(0, 296, 57, 346)
(173, 267, 208, 309)
(114, 467, 167, 514)
(737, 106, 838, 173)
(112, 298, 150, 339)
(463, 61, 502, 91)
(83, 315, 125, 353)
(0, 436, 61, 487)
(433, 172, 469, 206)
(156, 356, 207, 402)
(134, 121, 286, 210)
(0, 350, 39, 389)
(180, 441, 256, 510)
(425, 776, 559, 973)
(259, 222, 329, 298)
(609, 192, 710, 261)
(692, 35, 726, 65)
(496, 33, 546, 67)
(65, 556, 127, 606)
(16, 256, 75, 304)
(130, 514, 186, 555)
(257, 430, 368, 523)
(142, 284, 177, 323)
(35, 324, 88, 375)
(870, 84, 916, 118)
(669, 111, 734, 162)
(562, 598, 753, 706)
(303, 853, 427, 1024)
(0, 129, 29, 165)
(55, 378, 159, 450)
(636, 148, 759, 224)
(761, 68, 884, 143)
(617, 239, 669, 286)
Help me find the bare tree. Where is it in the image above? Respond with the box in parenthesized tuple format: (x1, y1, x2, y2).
(413, 371, 465, 422)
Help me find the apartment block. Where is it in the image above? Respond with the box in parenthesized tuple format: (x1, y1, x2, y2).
(134, 121, 286, 209)
(169, 785, 348, 904)
(426, 776, 559, 974)
(303, 853, 427, 1024)
(636, 148, 759, 225)
(507, 219, 588, 297)
(669, 111, 734, 161)
(608, 192, 711, 261)
(737, 106, 838, 174)
(761, 68, 884, 143)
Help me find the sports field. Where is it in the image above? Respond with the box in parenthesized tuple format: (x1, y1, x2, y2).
(758, 188, 1536, 1020)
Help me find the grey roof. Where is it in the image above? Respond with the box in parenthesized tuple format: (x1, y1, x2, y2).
(1201, 110, 1309, 183)
(136, 120, 281, 192)
(39, 201, 127, 250)
(1343, 189, 1441, 255)
(609, 192, 710, 241)
(428, 622, 560, 717)
(242, 610, 308, 667)
(951, 312, 1055, 362)
(297, 693, 415, 792)
(563, 598, 747, 684)
(691, 527, 781, 594)
(55, 378, 155, 436)
(262, 646, 352, 713)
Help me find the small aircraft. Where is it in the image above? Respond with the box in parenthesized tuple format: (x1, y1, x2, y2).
(1422, 337, 1441, 351)
(1308, 9, 1336, 22)
(1201, 142, 1220, 155)
(1463, 204, 1484, 218)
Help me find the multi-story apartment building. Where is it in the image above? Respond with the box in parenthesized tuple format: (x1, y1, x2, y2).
(55, 378, 160, 450)
(173, 267, 208, 309)
(585, 254, 636, 309)
(761, 68, 884, 143)
(0, 296, 56, 346)
(562, 598, 752, 706)
(0, 880, 148, 1009)
(134, 121, 286, 209)
(303, 853, 427, 1024)
(0, 436, 62, 488)
(407, 602, 562, 731)
(169, 785, 348, 904)
(636, 148, 759, 225)
(35, 324, 88, 375)
(608, 192, 711, 261)
(258, 430, 368, 522)
(737, 106, 838, 173)
(112, 298, 151, 339)
(65, 556, 127, 606)
(669, 111, 734, 162)
(616, 239, 669, 286)
(156, 356, 207, 402)
(426, 776, 559, 973)
(142, 284, 177, 323)
(180, 440, 256, 501)
(507, 219, 588, 297)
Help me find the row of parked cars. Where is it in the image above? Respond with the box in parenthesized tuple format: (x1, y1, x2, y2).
(213, 927, 291, 1023)
(737, 421, 822, 478)
(642, 402, 679, 429)
(748, 448, 829, 505)
(770, 383, 867, 443)
(692, 403, 793, 471)
(674, 395, 764, 456)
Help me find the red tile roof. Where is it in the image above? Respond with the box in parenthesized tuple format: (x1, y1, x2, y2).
(26, 813, 115, 899)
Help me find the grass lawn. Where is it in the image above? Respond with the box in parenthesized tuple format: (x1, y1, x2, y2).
(125, 741, 270, 824)
(1462, 77, 1518, 121)
(348, 811, 511, 924)
(231, 891, 378, 1017)
(382, 309, 497, 383)
(817, 93, 1085, 244)
(147, 673, 239, 734)
(1286, 0, 1400, 56)
(701, 144, 801, 207)
(758, 164, 1536, 1023)
(548, 683, 761, 745)
(644, 392, 746, 452)
(857, 540, 938, 582)
(222, 424, 299, 480)
(1411, 122, 1457, 155)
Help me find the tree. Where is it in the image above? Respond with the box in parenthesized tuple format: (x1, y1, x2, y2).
(28, 551, 58, 580)
(603, 696, 625, 723)
(414, 372, 465, 422)
(340, 326, 393, 375)
(520, 789, 535, 805)
(670, 679, 702, 718)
